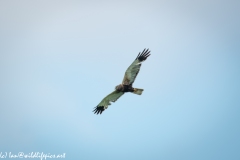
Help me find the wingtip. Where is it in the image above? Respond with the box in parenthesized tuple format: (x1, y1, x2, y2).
(93, 106, 105, 115)
(136, 48, 151, 61)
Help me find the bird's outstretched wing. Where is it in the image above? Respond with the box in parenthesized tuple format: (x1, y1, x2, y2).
(93, 90, 124, 114)
(122, 48, 151, 85)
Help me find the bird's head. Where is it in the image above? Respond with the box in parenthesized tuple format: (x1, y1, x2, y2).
(115, 84, 123, 91)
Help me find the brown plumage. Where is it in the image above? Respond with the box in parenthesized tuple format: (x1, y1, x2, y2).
(93, 48, 151, 115)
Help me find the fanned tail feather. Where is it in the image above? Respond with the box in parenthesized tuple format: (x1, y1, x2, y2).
(133, 88, 144, 95)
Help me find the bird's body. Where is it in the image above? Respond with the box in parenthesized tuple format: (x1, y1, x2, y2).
(93, 48, 151, 114)
(115, 84, 134, 92)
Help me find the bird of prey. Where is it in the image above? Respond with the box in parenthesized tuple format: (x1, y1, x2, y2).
(93, 48, 151, 114)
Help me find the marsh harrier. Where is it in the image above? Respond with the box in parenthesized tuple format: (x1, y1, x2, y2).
(93, 48, 151, 114)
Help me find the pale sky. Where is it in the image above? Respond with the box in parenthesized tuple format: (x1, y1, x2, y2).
(0, 0, 239, 160)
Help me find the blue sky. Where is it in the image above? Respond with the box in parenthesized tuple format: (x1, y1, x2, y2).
(0, 0, 239, 160)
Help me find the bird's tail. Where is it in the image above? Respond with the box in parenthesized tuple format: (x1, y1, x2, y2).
(132, 88, 144, 95)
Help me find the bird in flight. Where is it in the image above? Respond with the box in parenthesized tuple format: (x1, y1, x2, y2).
(93, 48, 151, 114)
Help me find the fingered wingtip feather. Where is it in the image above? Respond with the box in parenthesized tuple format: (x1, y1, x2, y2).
(142, 50, 149, 56)
(142, 48, 146, 54)
(136, 48, 151, 61)
(93, 106, 105, 115)
(136, 52, 141, 60)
